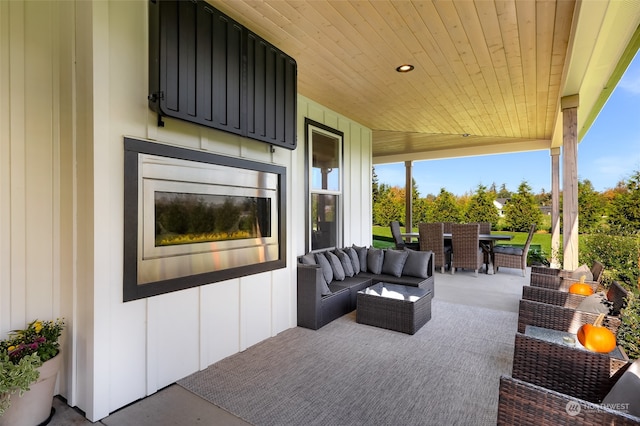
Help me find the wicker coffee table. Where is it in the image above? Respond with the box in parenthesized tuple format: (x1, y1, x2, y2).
(356, 282, 433, 334)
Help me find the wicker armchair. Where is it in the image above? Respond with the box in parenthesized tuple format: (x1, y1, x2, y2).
(517, 299, 622, 335)
(522, 281, 628, 315)
(493, 223, 536, 277)
(530, 261, 604, 292)
(511, 332, 630, 403)
(389, 221, 419, 250)
(450, 223, 484, 276)
(418, 222, 451, 273)
(498, 375, 640, 425)
(531, 260, 604, 281)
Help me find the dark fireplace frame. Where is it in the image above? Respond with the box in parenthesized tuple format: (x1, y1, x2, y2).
(123, 137, 286, 302)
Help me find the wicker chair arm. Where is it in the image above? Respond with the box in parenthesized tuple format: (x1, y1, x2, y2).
(498, 375, 640, 425)
(522, 285, 586, 309)
(530, 273, 599, 292)
(517, 299, 621, 335)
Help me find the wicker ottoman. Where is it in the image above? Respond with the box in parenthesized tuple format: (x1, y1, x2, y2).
(356, 282, 433, 335)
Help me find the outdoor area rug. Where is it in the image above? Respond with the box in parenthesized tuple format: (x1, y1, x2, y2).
(178, 299, 517, 426)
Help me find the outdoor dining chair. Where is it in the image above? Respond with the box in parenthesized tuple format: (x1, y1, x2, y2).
(418, 222, 451, 273)
(450, 223, 484, 276)
(389, 221, 419, 251)
(493, 223, 536, 277)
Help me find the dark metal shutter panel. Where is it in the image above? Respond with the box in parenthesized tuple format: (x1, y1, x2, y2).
(153, 0, 296, 149)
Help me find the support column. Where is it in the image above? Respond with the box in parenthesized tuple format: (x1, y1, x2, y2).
(550, 148, 561, 268)
(405, 161, 413, 240)
(561, 95, 579, 270)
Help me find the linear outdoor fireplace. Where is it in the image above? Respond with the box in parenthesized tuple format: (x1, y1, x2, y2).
(123, 137, 286, 301)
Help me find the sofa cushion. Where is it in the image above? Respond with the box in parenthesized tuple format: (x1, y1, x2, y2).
(325, 251, 346, 281)
(602, 358, 640, 417)
(345, 246, 360, 274)
(576, 292, 611, 314)
(403, 249, 431, 279)
(300, 253, 316, 265)
(571, 264, 594, 281)
(336, 249, 355, 277)
(315, 252, 334, 288)
(353, 244, 368, 272)
(382, 249, 409, 277)
(367, 247, 384, 274)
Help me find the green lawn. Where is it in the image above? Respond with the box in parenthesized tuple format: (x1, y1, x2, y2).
(372, 225, 552, 261)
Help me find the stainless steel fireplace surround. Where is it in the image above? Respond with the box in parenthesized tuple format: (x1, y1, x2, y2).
(123, 138, 286, 301)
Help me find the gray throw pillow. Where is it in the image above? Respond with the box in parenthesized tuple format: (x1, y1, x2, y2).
(315, 252, 334, 285)
(325, 251, 346, 281)
(403, 249, 431, 278)
(382, 249, 409, 277)
(367, 247, 384, 274)
(571, 264, 594, 281)
(353, 244, 368, 272)
(336, 249, 355, 277)
(300, 253, 316, 265)
(602, 358, 640, 417)
(345, 247, 360, 274)
(576, 292, 610, 314)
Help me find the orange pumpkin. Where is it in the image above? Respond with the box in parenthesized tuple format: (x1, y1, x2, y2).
(577, 313, 617, 353)
(569, 282, 594, 296)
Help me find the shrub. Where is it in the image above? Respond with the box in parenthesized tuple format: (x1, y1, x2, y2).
(580, 232, 639, 288)
(617, 292, 640, 360)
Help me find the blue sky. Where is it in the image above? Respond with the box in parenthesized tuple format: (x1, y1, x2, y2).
(375, 52, 640, 196)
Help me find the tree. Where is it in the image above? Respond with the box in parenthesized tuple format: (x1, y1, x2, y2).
(430, 188, 463, 223)
(578, 179, 605, 233)
(504, 181, 542, 232)
(372, 167, 380, 204)
(465, 184, 499, 226)
(497, 183, 511, 199)
(609, 170, 640, 235)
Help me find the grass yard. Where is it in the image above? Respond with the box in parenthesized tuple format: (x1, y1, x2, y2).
(372, 225, 553, 262)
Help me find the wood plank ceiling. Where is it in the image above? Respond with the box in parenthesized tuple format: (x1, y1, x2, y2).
(210, 0, 577, 163)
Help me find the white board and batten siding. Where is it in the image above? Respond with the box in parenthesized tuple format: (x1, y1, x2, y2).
(0, 0, 372, 421)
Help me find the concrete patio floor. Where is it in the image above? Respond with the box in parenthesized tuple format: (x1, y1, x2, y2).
(49, 265, 529, 425)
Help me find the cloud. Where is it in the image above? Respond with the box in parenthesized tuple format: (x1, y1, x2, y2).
(590, 154, 640, 187)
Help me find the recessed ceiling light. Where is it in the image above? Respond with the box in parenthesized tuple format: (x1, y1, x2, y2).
(396, 64, 414, 73)
(462, 133, 470, 137)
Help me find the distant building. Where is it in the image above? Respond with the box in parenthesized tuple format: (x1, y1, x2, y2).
(540, 206, 552, 215)
(494, 198, 509, 217)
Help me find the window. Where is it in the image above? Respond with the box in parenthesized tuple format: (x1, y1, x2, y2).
(305, 119, 343, 251)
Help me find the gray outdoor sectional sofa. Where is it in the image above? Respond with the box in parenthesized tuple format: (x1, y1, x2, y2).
(297, 246, 435, 330)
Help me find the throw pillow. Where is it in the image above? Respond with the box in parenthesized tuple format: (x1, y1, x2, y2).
(345, 246, 360, 274)
(367, 247, 384, 274)
(382, 249, 409, 277)
(353, 244, 368, 272)
(576, 292, 611, 315)
(602, 358, 640, 417)
(336, 249, 355, 277)
(300, 253, 316, 265)
(315, 252, 334, 285)
(403, 249, 431, 278)
(571, 264, 594, 281)
(325, 251, 346, 281)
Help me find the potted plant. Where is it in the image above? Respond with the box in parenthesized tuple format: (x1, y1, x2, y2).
(0, 319, 65, 425)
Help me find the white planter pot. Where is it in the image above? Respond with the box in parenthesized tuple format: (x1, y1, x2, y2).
(0, 354, 61, 426)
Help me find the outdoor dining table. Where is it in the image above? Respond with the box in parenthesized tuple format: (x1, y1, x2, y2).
(401, 232, 513, 274)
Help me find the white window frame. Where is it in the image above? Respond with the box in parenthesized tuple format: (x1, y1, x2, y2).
(305, 119, 344, 251)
